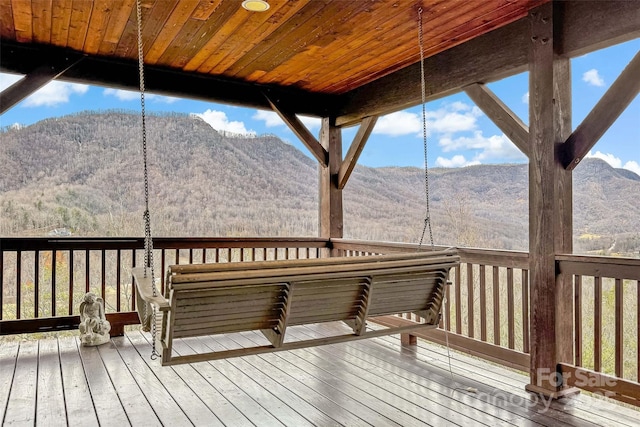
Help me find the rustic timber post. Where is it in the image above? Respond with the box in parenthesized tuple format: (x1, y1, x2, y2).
(526, 2, 577, 398)
(319, 117, 343, 257)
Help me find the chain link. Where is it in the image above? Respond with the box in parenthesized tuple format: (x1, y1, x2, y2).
(417, 8, 435, 251)
(136, 0, 160, 360)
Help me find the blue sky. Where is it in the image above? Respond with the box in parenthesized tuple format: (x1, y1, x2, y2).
(1, 39, 638, 175)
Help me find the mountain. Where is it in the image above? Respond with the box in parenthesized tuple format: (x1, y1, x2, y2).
(1, 111, 639, 255)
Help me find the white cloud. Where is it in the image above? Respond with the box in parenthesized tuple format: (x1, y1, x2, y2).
(23, 81, 89, 107)
(252, 110, 321, 131)
(623, 160, 640, 176)
(438, 130, 525, 163)
(194, 109, 255, 135)
(374, 111, 421, 136)
(103, 88, 179, 104)
(587, 151, 640, 176)
(582, 69, 605, 87)
(435, 155, 480, 168)
(522, 92, 529, 104)
(0, 73, 22, 91)
(586, 150, 622, 168)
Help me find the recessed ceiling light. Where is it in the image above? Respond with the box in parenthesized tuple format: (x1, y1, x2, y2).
(242, 0, 270, 12)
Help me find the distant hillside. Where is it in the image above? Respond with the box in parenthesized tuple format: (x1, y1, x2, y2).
(1, 111, 639, 255)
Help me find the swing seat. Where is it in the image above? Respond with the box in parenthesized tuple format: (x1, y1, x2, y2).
(132, 249, 459, 366)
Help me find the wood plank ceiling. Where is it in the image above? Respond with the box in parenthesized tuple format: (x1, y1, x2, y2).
(0, 0, 549, 96)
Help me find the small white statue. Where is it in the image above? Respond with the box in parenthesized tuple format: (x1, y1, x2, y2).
(79, 292, 111, 346)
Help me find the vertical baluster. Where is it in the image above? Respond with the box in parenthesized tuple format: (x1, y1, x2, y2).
(467, 263, 474, 338)
(202, 248, 207, 263)
(479, 264, 486, 342)
(493, 266, 500, 346)
(507, 267, 514, 349)
(85, 250, 90, 293)
(175, 249, 179, 265)
(594, 276, 602, 372)
(637, 280, 639, 382)
(240, 248, 245, 262)
(455, 265, 461, 335)
(161, 249, 166, 293)
(101, 250, 106, 303)
(51, 250, 57, 316)
(296, 248, 300, 260)
(444, 277, 451, 331)
(0, 250, 3, 319)
(189, 249, 193, 264)
(16, 251, 22, 319)
(227, 248, 231, 262)
(34, 250, 39, 318)
(522, 269, 530, 354)
(68, 251, 74, 314)
(615, 278, 623, 377)
(252, 248, 256, 261)
(214, 248, 219, 263)
(114, 250, 121, 313)
(574, 275, 582, 366)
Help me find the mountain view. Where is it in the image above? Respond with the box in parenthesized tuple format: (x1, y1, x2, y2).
(1, 111, 639, 256)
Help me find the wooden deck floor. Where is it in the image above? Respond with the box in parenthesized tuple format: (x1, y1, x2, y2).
(1, 322, 638, 426)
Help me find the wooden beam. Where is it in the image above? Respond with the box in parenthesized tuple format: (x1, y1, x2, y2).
(0, 57, 82, 114)
(0, 41, 339, 119)
(464, 83, 529, 157)
(336, 0, 640, 127)
(338, 115, 378, 189)
(265, 94, 328, 166)
(319, 117, 343, 247)
(561, 50, 640, 170)
(526, 2, 575, 398)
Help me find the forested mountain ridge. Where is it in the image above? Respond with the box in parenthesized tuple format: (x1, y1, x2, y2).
(1, 111, 639, 255)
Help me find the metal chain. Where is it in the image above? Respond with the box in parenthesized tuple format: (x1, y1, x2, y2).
(417, 7, 435, 250)
(136, 0, 160, 360)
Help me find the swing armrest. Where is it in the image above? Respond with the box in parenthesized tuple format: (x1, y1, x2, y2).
(131, 267, 170, 311)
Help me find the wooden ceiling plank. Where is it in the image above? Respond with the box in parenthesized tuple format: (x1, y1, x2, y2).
(324, 2, 534, 94)
(66, 0, 92, 51)
(82, 0, 114, 54)
(208, 0, 312, 75)
(144, 0, 200, 64)
(192, 0, 222, 21)
(11, 0, 33, 43)
(180, 0, 244, 71)
(464, 83, 529, 157)
(265, 94, 328, 167)
(316, 0, 525, 94)
(0, 0, 16, 40)
(50, 0, 73, 47)
(114, 0, 154, 58)
(194, 0, 302, 74)
(562, 50, 640, 171)
(101, 0, 135, 45)
(222, 0, 332, 78)
(338, 116, 378, 190)
(131, 0, 179, 59)
(266, 0, 419, 87)
(31, 0, 52, 44)
(336, 0, 640, 127)
(235, 1, 368, 81)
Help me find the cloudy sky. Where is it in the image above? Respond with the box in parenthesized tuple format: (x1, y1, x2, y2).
(1, 38, 638, 175)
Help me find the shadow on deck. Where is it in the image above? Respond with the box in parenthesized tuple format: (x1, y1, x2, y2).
(1, 322, 638, 426)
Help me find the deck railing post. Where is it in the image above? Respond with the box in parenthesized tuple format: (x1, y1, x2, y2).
(526, 1, 577, 399)
(319, 116, 343, 258)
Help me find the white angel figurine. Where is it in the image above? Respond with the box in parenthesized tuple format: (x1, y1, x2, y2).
(79, 292, 111, 346)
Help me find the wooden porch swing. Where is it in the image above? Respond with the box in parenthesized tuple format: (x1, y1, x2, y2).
(130, 3, 459, 366)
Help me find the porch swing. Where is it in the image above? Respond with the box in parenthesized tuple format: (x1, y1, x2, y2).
(131, 3, 459, 366)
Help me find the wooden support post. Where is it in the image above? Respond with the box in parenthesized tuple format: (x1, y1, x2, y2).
(525, 2, 577, 399)
(319, 117, 343, 257)
(401, 333, 417, 347)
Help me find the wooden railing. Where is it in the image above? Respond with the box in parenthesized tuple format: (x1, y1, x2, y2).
(0, 237, 328, 335)
(332, 239, 531, 371)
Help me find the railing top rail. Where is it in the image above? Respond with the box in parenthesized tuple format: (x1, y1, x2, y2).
(0, 236, 330, 251)
(557, 253, 640, 281)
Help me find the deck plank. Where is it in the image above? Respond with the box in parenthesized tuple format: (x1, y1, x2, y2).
(58, 337, 99, 427)
(120, 332, 224, 426)
(77, 339, 133, 426)
(171, 338, 286, 427)
(132, 332, 253, 427)
(196, 334, 340, 427)
(4, 340, 38, 426)
(231, 332, 401, 426)
(36, 339, 66, 427)
(0, 340, 20, 424)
